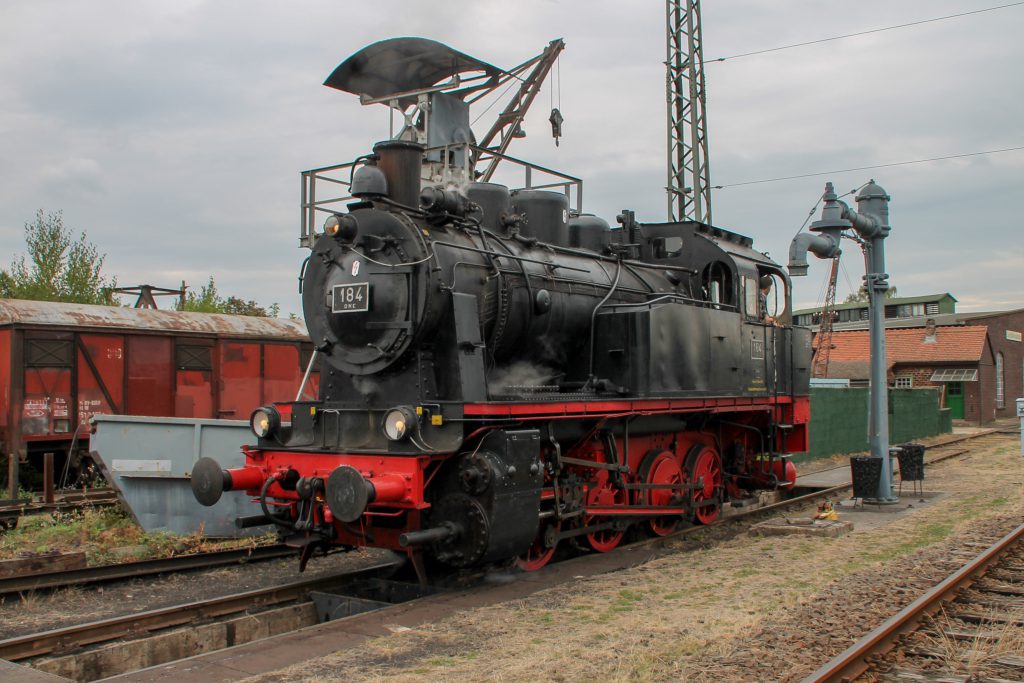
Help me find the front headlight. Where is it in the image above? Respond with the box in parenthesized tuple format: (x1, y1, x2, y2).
(250, 406, 281, 439)
(383, 406, 417, 441)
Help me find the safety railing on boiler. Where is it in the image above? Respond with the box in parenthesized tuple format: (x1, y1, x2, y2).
(300, 143, 583, 249)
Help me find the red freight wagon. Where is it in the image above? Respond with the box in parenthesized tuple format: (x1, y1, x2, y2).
(0, 299, 317, 491)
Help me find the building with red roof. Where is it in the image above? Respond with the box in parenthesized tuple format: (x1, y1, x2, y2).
(798, 293, 1023, 423)
(820, 321, 997, 423)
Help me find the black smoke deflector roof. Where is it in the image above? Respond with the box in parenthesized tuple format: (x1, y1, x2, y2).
(324, 37, 503, 104)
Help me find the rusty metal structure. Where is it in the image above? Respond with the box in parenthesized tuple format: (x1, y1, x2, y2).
(112, 283, 188, 309)
(0, 299, 316, 497)
(473, 38, 565, 182)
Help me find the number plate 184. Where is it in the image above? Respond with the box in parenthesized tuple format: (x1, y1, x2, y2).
(332, 283, 370, 313)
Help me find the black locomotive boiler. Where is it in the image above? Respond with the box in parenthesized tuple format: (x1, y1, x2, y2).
(192, 38, 811, 572)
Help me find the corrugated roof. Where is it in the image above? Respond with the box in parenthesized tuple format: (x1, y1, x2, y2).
(955, 307, 1024, 320)
(794, 292, 956, 316)
(0, 299, 309, 340)
(802, 307, 1024, 332)
(825, 325, 989, 367)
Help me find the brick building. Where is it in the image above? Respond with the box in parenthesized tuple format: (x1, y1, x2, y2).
(823, 324, 995, 423)
(797, 293, 1023, 423)
(958, 308, 1024, 419)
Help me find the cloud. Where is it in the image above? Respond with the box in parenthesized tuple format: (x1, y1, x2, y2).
(37, 157, 106, 196)
(0, 0, 1020, 320)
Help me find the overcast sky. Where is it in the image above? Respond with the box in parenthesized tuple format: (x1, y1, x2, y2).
(1, 1, 1021, 317)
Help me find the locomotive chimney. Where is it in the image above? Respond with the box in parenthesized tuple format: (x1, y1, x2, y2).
(373, 140, 424, 209)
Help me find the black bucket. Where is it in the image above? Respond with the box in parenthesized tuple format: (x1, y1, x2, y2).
(850, 456, 882, 499)
(897, 443, 925, 481)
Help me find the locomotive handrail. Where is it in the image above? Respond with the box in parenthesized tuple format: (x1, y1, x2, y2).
(601, 294, 740, 312)
(587, 259, 623, 379)
(300, 143, 583, 248)
(430, 240, 590, 273)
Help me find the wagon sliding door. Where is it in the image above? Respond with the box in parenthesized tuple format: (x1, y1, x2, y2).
(126, 336, 173, 417)
(77, 334, 126, 428)
(22, 335, 74, 436)
(175, 342, 214, 418)
(262, 344, 302, 405)
(217, 342, 260, 419)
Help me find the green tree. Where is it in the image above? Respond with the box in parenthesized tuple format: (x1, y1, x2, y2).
(844, 285, 898, 304)
(178, 277, 278, 317)
(178, 277, 223, 313)
(1, 210, 118, 304)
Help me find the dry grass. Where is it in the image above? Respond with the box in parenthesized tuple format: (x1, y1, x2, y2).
(244, 434, 1023, 683)
(0, 506, 276, 565)
(910, 604, 1024, 679)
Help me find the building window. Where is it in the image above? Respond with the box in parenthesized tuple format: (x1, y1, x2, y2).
(930, 368, 978, 382)
(894, 375, 913, 389)
(995, 352, 1004, 408)
(911, 303, 925, 316)
(926, 302, 939, 314)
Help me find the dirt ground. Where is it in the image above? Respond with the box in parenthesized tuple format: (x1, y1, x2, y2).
(250, 431, 1023, 683)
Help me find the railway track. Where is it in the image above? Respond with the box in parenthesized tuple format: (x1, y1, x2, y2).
(0, 544, 295, 596)
(3, 428, 1007, 681)
(804, 522, 1024, 683)
(0, 479, 849, 681)
(0, 488, 118, 531)
(0, 559, 404, 664)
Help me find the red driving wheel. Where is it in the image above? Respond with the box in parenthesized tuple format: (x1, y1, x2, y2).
(686, 445, 723, 525)
(516, 520, 559, 571)
(584, 473, 626, 552)
(640, 450, 684, 536)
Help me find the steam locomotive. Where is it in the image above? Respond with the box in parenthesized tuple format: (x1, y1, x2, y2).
(192, 38, 811, 573)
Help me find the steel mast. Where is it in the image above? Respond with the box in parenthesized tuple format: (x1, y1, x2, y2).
(666, 0, 712, 223)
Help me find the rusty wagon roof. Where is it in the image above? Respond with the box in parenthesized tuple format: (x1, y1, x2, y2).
(0, 299, 309, 340)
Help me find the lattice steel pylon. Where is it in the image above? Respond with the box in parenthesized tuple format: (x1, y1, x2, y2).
(666, 0, 712, 224)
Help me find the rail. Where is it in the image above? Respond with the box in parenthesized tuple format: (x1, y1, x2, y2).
(802, 522, 1024, 683)
(0, 545, 295, 596)
(0, 559, 403, 662)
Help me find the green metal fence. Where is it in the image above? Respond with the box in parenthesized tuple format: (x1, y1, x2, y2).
(795, 387, 952, 462)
